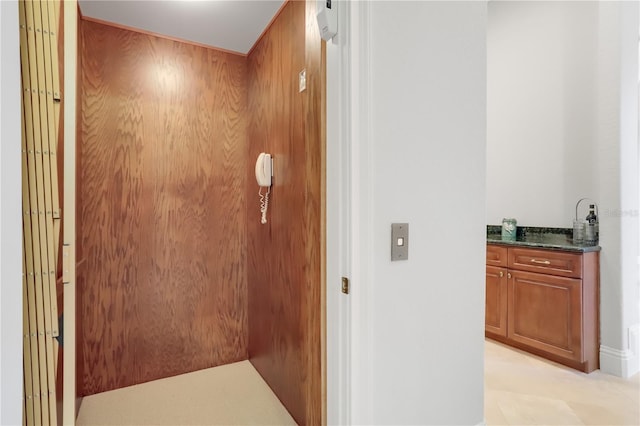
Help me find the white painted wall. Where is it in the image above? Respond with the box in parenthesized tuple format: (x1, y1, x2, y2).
(487, 1, 598, 228)
(594, 0, 640, 378)
(346, 2, 487, 423)
(0, 0, 24, 423)
(487, 1, 640, 377)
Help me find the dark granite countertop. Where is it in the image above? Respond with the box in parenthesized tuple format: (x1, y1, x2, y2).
(487, 226, 601, 253)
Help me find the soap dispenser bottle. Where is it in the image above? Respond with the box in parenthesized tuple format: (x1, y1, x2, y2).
(585, 204, 599, 246)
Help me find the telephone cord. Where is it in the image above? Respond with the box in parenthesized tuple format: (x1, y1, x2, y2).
(259, 186, 270, 225)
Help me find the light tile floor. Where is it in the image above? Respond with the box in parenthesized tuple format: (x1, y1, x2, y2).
(76, 360, 296, 425)
(485, 339, 640, 425)
(76, 341, 640, 425)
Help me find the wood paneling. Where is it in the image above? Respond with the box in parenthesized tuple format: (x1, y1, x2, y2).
(246, 0, 324, 424)
(485, 266, 508, 337)
(303, 0, 325, 423)
(581, 251, 599, 373)
(508, 270, 583, 360)
(508, 247, 583, 278)
(78, 19, 248, 395)
(486, 244, 507, 267)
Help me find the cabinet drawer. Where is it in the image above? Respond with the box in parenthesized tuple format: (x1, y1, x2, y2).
(486, 245, 508, 267)
(508, 247, 583, 278)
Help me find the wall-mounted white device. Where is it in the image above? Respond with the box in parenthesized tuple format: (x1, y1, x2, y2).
(255, 153, 273, 225)
(316, 0, 337, 41)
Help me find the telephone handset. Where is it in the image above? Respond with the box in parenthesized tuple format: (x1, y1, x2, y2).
(255, 153, 272, 187)
(255, 153, 272, 224)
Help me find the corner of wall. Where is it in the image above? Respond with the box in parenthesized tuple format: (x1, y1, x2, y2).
(600, 331, 640, 378)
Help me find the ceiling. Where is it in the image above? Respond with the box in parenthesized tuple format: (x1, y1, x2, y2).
(78, 0, 286, 55)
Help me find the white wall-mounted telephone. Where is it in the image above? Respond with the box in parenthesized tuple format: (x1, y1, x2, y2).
(255, 153, 272, 224)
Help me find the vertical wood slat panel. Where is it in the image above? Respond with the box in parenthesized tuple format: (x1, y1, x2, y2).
(23, 6, 54, 420)
(20, 0, 63, 422)
(30, 6, 60, 417)
(247, 1, 324, 424)
(79, 20, 248, 395)
(19, 3, 45, 423)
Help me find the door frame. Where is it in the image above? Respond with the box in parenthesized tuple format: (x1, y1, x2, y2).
(60, 0, 362, 422)
(326, 1, 374, 423)
(62, 0, 77, 424)
(325, 0, 351, 421)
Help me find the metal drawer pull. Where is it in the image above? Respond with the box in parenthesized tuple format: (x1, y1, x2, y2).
(530, 258, 551, 265)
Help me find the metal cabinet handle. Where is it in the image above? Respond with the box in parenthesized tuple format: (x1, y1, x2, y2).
(499, 271, 504, 278)
(530, 258, 551, 265)
(507, 273, 512, 279)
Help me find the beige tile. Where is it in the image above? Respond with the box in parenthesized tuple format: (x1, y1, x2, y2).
(76, 339, 640, 426)
(485, 339, 640, 426)
(76, 361, 296, 426)
(496, 391, 585, 425)
(485, 390, 510, 425)
(566, 400, 638, 426)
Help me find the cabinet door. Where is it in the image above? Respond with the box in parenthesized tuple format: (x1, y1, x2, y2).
(508, 270, 582, 362)
(485, 266, 508, 337)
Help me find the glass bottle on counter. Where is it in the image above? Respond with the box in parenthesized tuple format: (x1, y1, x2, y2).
(585, 204, 598, 245)
(501, 218, 517, 242)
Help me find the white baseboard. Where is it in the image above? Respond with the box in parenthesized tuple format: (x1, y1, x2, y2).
(600, 344, 640, 378)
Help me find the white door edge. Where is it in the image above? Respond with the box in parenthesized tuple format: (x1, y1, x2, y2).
(63, 1, 78, 424)
(326, 1, 374, 424)
(347, 1, 375, 424)
(325, 0, 351, 423)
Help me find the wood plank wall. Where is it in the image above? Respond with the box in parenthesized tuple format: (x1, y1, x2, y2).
(78, 19, 248, 395)
(246, 1, 325, 424)
(303, 0, 326, 423)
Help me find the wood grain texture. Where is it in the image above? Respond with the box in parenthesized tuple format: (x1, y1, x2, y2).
(508, 247, 583, 279)
(581, 251, 599, 372)
(508, 270, 583, 360)
(485, 266, 508, 337)
(246, 0, 325, 424)
(78, 19, 248, 395)
(56, 0, 65, 303)
(55, 0, 64, 416)
(486, 244, 508, 267)
(75, 9, 84, 401)
(303, 0, 325, 423)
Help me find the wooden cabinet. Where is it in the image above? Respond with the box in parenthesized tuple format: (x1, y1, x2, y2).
(485, 265, 508, 337)
(485, 245, 508, 337)
(508, 270, 583, 361)
(486, 244, 599, 373)
(486, 244, 508, 267)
